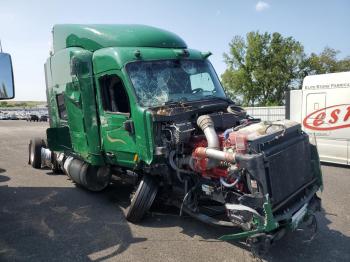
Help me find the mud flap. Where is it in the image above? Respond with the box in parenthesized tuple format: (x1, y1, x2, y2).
(47, 126, 72, 152)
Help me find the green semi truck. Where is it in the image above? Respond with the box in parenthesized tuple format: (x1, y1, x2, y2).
(29, 24, 322, 253)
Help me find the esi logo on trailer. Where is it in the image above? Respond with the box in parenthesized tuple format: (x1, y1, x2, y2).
(303, 104, 350, 131)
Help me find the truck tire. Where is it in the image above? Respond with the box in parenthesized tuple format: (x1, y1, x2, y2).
(126, 175, 158, 223)
(29, 138, 44, 169)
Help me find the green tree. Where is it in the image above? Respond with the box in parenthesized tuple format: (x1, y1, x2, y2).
(222, 32, 306, 106)
(305, 47, 350, 75)
(0, 101, 9, 107)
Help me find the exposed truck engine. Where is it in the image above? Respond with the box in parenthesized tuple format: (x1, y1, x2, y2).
(148, 103, 322, 251)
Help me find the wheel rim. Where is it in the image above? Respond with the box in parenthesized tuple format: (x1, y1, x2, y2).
(30, 143, 35, 164)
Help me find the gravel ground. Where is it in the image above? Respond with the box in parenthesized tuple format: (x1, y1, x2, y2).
(0, 120, 349, 262)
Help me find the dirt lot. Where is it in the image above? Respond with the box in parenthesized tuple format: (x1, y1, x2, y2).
(0, 120, 349, 262)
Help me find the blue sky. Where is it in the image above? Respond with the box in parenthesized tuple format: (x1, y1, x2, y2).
(1, 0, 349, 100)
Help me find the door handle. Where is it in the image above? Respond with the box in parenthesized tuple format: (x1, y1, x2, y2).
(106, 151, 115, 158)
(123, 119, 135, 134)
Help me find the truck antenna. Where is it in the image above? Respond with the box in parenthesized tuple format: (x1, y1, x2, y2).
(0, 40, 3, 52)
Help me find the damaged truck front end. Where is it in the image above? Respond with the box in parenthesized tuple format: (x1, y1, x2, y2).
(148, 99, 322, 251)
(126, 57, 323, 249)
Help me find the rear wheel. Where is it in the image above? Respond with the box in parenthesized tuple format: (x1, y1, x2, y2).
(29, 138, 44, 169)
(126, 175, 158, 223)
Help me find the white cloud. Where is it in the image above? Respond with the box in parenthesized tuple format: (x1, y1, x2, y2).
(255, 1, 270, 12)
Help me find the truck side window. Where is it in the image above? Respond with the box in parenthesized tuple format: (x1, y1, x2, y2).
(99, 75, 131, 114)
(56, 93, 67, 120)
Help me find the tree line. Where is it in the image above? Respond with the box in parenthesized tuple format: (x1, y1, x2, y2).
(221, 31, 350, 106)
(0, 101, 46, 108)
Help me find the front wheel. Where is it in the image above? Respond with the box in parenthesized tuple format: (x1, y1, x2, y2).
(126, 175, 158, 223)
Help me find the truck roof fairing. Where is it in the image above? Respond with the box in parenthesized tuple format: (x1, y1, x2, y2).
(52, 24, 187, 54)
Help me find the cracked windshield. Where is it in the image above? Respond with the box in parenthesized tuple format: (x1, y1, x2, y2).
(126, 59, 226, 107)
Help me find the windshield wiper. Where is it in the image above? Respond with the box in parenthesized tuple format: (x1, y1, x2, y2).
(203, 95, 233, 104)
(164, 100, 180, 105)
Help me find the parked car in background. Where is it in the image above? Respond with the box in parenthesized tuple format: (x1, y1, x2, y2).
(19, 115, 28, 120)
(27, 114, 39, 122)
(9, 114, 19, 120)
(39, 115, 48, 122)
(1, 114, 10, 120)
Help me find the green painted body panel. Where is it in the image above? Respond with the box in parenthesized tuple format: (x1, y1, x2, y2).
(94, 69, 138, 167)
(92, 47, 203, 73)
(93, 68, 155, 166)
(92, 47, 203, 166)
(46, 47, 104, 165)
(52, 24, 187, 54)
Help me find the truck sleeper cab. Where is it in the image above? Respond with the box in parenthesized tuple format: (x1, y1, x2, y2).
(29, 24, 322, 254)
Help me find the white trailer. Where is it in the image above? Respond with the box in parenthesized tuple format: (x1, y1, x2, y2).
(287, 71, 350, 165)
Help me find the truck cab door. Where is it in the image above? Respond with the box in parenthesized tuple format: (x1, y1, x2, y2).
(305, 93, 326, 121)
(96, 73, 138, 167)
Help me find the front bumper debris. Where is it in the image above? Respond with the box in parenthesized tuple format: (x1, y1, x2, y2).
(219, 191, 321, 242)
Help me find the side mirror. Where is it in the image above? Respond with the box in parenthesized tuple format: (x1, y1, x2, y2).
(0, 53, 14, 100)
